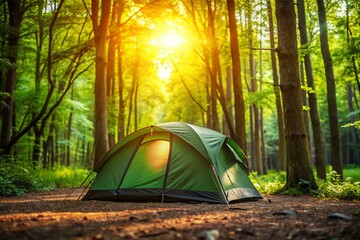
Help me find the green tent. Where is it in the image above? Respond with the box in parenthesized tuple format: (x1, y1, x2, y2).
(83, 122, 262, 204)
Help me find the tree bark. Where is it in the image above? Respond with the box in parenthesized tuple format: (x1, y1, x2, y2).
(275, 0, 317, 190)
(266, 0, 286, 171)
(206, 0, 220, 132)
(226, 0, 247, 155)
(297, 0, 326, 179)
(346, 84, 360, 164)
(246, 1, 261, 174)
(316, 0, 343, 179)
(117, 42, 125, 140)
(0, 0, 24, 154)
(92, 0, 111, 165)
(116, 0, 125, 141)
(66, 88, 74, 166)
(107, 0, 116, 146)
(345, 0, 360, 94)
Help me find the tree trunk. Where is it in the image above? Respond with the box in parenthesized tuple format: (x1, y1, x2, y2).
(134, 78, 139, 131)
(300, 63, 312, 161)
(316, 0, 343, 179)
(346, 84, 360, 164)
(127, 44, 139, 135)
(206, 78, 212, 129)
(116, 0, 125, 141)
(206, 0, 220, 132)
(32, 133, 41, 167)
(266, 0, 286, 171)
(246, 2, 261, 174)
(260, 107, 267, 174)
(107, 1, 116, 147)
(345, 0, 360, 93)
(66, 112, 73, 166)
(275, 0, 317, 190)
(74, 135, 79, 165)
(223, 66, 233, 136)
(297, 0, 326, 179)
(0, 0, 24, 154)
(117, 43, 125, 140)
(3, 0, 66, 155)
(92, 0, 111, 165)
(226, 0, 247, 155)
(250, 106, 256, 171)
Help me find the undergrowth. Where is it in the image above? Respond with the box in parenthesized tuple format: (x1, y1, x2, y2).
(251, 166, 360, 200)
(0, 162, 54, 196)
(0, 160, 92, 196)
(38, 167, 93, 189)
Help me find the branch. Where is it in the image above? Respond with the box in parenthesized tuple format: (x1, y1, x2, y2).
(4, 0, 65, 152)
(172, 62, 207, 112)
(41, 56, 94, 131)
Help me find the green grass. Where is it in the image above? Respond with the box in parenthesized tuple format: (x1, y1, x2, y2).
(38, 166, 94, 188)
(343, 165, 360, 182)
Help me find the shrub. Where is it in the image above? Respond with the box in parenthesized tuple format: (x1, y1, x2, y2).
(0, 161, 92, 197)
(252, 167, 360, 200)
(317, 171, 360, 200)
(0, 162, 54, 196)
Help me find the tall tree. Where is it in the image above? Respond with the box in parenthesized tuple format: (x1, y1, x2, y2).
(316, 0, 343, 179)
(226, 0, 247, 155)
(275, 0, 317, 190)
(297, 0, 326, 179)
(0, 0, 26, 154)
(115, 0, 125, 141)
(90, 0, 111, 164)
(344, 0, 360, 165)
(345, 0, 359, 94)
(266, 0, 285, 171)
(246, 1, 262, 174)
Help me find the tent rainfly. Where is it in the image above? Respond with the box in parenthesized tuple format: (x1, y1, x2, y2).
(83, 122, 262, 204)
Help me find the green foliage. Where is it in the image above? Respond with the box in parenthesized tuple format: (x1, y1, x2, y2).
(343, 165, 360, 182)
(0, 161, 54, 196)
(38, 167, 93, 188)
(250, 170, 285, 194)
(282, 179, 318, 196)
(0, 160, 93, 196)
(252, 166, 360, 200)
(342, 121, 360, 130)
(317, 171, 360, 200)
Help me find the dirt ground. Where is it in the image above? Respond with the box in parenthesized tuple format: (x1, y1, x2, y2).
(0, 189, 359, 240)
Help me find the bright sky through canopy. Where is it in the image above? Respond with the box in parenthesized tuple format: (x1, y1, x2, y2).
(151, 30, 185, 81)
(151, 31, 185, 49)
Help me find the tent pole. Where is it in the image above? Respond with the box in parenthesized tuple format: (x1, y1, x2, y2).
(243, 162, 272, 203)
(64, 170, 94, 201)
(77, 176, 95, 201)
(211, 164, 230, 209)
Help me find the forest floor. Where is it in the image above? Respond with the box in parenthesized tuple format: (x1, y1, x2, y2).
(0, 188, 359, 240)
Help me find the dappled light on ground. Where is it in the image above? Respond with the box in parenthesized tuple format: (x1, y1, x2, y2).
(0, 189, 359, 239)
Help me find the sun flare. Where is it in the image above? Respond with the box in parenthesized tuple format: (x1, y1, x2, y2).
(151, 31, 185, 49)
